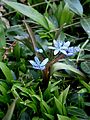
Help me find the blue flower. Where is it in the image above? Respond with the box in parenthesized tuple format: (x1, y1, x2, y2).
(35, 47, 43, 53)
(48, 40, 70, 55)
(65, 46, 80, 56)
(48, 40, 80, 56)
(29, 56, 48, 70)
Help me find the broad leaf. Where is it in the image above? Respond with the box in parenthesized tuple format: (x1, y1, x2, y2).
(40, 100, 51, 114)
(80, 18, 90, 38)
(67, 106, 88, 119)
(57, 114, 71, 120)
(81, 62, 90, 74)
(59, 85, 70, 105)
(54, 96, 63, 114)
(2, 0, 49, 30)
(64, 0, 83, 16)
(51, 62, 85, 77)
(0, 62, 14, 82)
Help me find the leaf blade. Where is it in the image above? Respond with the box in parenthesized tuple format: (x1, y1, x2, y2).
(3, 1, 49, 30)
(51, 62, 85, 77)
(0, 62, 14, 82)
(64, 0, 83, 16)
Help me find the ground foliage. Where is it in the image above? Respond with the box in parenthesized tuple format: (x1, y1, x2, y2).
(0, 0, 90, 120)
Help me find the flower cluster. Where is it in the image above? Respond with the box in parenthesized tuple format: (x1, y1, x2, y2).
(29, 40, 80, 70)
(48, 40, 80, 56)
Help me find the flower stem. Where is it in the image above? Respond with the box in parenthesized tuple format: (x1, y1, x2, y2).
(42, 54, 65, 90)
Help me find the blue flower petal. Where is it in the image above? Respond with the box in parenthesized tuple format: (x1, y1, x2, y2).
(74, 47, 80, 52)
(60, 49, 67, 55)
(63, 41, 70, 48)
(67, 53, 74, 56)
(48, 46, 56, 50)
(40, 66, 45, 70)
(40, 58, 48, 67)
(54, 49, 60, 55)
(29, 60, 38, 67)
(58, 41, 63, 48)
(68, 47, 74, 53)
(33, 66, 40, 70)
(35, 47, 43, 53)
(53, 40, 58, 48)
(34, 56, 41, 65)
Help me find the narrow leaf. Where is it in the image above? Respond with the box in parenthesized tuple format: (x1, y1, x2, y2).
(57, 114, 71, 120)
(54, 96, 63, 114)
(60, 3, 74, 26)
(0, 20, 6, 48)
(44, 113, 54, 120)
(2, 98, 18, 120)
(59, 85, 70, 105)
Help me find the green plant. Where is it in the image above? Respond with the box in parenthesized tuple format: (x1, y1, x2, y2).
(0, 0, 90, 119)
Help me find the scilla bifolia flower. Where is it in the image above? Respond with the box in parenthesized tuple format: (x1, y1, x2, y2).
(48, 40, 70, 55)
(66, 46, 80, 56)
(29, 56, 48, 70)
(35, 47, 43, 53)
(48, 40, 80, 56)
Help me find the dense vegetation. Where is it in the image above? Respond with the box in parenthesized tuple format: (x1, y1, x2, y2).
(0, 0, 90, 120)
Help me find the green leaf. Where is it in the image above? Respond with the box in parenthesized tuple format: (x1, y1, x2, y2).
(51, 62, 85, 78)
(2, 98, 18, 120)
(0, 95, 9, 103)
(81, 61, 90, 74)
(45, 17, 55, 30)
(59, 85, 70, 104)
(83, 0, 90, 5)
(44, 113, 54, 120)
(60, 3, 74, 26)
(32, 117, 44, 120)
(0, 62, 14, 82)
(0, 111, 4, 118)
(20, 100, 37, 113)
(3, 1, 49, 30)
(58, 86, 70, 115)
(67, 106, 88, 119)
(20, 112, 31, 120)
(0, 84, 7, 95)
(13, 42, 20, 61)
(79, 79, 90, 93)
(0, 20, 6, 48)
(57, 114, 71, 120)
(64, 0, 83, 16)
(54, 96, 63, 114)
(80, 18, 90, 38)
(40, 100, 51, 114)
